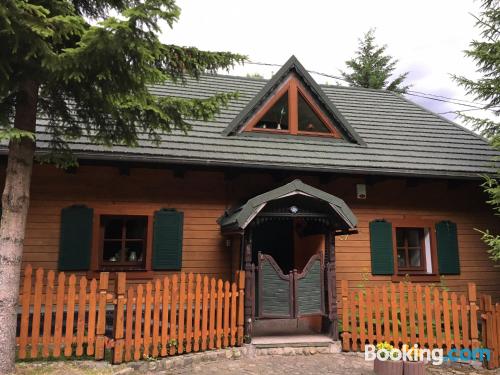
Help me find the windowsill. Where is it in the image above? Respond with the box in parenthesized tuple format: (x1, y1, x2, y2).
(391, 274, 441, 282)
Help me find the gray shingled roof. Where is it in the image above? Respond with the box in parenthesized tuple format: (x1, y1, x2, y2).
(31, 72, 498, 179)
(218, 179, 358, 232)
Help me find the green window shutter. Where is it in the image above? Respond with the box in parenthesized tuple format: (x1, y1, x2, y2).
(58, 205, 93, 271)
(369, 220, 394, 275)
(152, 209, 184, 270)
(436, 221, 460, 275)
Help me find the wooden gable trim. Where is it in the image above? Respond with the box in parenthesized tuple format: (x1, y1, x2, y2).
(243, 75, 292, 133)
(243, 75, 342, 139)
(296, 82, 341, 138)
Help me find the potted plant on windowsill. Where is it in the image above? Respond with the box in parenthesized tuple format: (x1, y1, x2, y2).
(373, 342, 403, 375)
(403, 345, 425, 375)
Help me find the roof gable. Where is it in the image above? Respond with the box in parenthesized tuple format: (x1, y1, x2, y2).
(223, 56, 366, 145)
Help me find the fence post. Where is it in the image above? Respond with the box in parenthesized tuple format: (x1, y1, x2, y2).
(112, 273, 127, 364)
(95, 272, 109, 360)
(483, 295, 498, 369)
(341, 280, 350, 351)
(467, 283, 480, 356)
(236, 270, 245, 345)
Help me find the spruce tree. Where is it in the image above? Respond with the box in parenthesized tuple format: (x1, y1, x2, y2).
(453, 0, 500, 262)
(341, 29, 410, 93)
(0, 0, 244, 371)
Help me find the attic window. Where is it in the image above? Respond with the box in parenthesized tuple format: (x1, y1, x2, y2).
(244, 76, 341, 138)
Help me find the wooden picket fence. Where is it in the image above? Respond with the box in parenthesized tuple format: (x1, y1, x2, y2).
(340, 280, 500, 369)
(16, 265, 245, 363)
(480, 294, 500, 369)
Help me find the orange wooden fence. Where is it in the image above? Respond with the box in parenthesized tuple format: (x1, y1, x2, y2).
(480, 294, 500, 369)
(340, 280, 500, 369)
(16, 265, 245, 363)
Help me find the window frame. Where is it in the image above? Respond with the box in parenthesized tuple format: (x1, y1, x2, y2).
(243, 74, 342, 138)
(99, 215, 149, 271)
(391, 220, 439, 278)
(90, 209, 155, 277)
(395, 227, 427, 273)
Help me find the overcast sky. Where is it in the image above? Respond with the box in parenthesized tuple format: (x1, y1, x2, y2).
(163, 0, 490, 127)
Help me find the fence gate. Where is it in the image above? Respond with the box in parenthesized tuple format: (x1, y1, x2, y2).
(256, 252, 324, 319)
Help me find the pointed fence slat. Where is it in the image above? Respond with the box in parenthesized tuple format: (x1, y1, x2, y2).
(160, 277, 170, 357)
(124, 287, 134, 362)
(424, 286, 434, 347)
(133, 284, 143, 362)
(76, 276, 88, 356)
(373, 287, 382, 343)
(216, 279, 223, 349)
(177, 273, 186, 354)
(30, 268, 44, 358)
(223, 281, 230, 348)
(95, 272, 109, 360)
(63, 274, 76, 357)
(451, 293, 461, 350)
(230, 281, 237, 347)
(143, 282, 153, 357)
(201, 276, 209, 351)
(434, 288, 443, 348)
(86, 279, 97, 356)
(193, 274, 202, 352)
(152, 279, 161, 358)
(53, 272, 65, 358)
(208, 278, 216, 350)
(19, 265, 32, 359)
(382, 286, 390, 342)
(169, 275, 178, 356)
(460, 294, 469, 349)
(408, 284, 416, 345)
(185, 273, 194, 353)
(42, 271, 54, 358)
(398, 283, 407, 344)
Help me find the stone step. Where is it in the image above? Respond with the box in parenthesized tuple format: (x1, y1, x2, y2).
(251, 335, 337, 349)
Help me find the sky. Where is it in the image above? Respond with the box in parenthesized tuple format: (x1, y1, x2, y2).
(162, 0, 490, 128)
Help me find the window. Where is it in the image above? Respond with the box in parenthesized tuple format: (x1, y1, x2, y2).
(244, 76, 341, 138)
(255, 92, 289, 130)
(394, 226, 434, 275)
(100, 215, 148, 270)
(396, 228, 426, 271)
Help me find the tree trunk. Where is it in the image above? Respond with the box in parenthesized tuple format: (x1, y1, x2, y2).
(0, 80, 38, 374)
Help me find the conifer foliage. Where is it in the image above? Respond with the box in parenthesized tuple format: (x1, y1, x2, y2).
(453, 0, 500, 263)
(0, 0, 244, 371)
(341, 29, 410, 93)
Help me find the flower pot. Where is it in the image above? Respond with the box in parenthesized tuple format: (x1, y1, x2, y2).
(403, 361, 425, 375)
(374, 358, 403, 375)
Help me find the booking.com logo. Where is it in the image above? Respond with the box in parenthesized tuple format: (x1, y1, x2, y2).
(365, 344, 491, 366)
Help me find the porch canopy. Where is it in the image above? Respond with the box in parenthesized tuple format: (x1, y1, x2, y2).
(218, 179, 357, 233)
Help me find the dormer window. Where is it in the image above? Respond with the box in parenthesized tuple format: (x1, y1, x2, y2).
(244, 75, 341, 138)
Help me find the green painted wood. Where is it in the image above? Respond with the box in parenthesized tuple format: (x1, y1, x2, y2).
(436, 221, 460, 275)
(58, 205, 93, 270)
(297, 259, 322, 315)
(260, 260, 291, 317)
(369, 220, 394, 275)
(152, 209, 184, 270)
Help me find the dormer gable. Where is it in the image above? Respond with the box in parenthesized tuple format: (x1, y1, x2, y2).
(223, 56, 365, 145)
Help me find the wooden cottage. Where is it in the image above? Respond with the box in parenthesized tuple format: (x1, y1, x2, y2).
(12, 56, 500, 341)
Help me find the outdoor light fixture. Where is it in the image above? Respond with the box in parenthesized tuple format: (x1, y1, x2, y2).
(289, 205, 299, 214)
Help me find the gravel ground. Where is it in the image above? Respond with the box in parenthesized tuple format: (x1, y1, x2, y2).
(16, 352, 500, 375)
